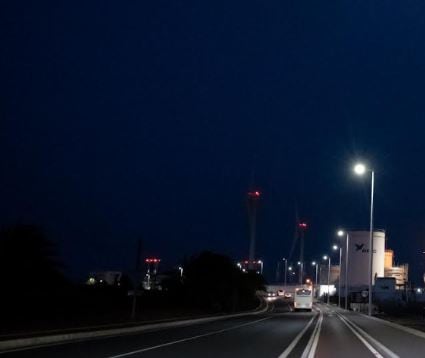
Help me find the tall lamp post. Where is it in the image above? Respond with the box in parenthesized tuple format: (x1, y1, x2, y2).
(338, 230, 350, 310)
(323, 255, 331, 305)
(298, 222, 308, 285)
(333, 244, 342, 308)
(312, 261, 318, 298)
(354, 162, 375, 316)
(283, 258, 288, 288)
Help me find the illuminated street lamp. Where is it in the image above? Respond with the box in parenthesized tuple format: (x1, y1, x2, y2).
(282, 258, 288, 288)
(354, 163, 366, 175)
(311, 261, 319, 296)
(333, 244, 342, 308)
(323, 255, 331, 304)
(258, 260, 263, 274)
(353, 162, 375, 316)
(338, 229, 350, 310)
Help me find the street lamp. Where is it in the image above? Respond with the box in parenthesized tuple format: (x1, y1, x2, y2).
(333, 244, 342, 308)
(258, 260, 263, 274)
(323, 255, 331, 304)
(283, 258, 288, 288)
(338, 229, 350, 310)
(312, 261, 318, 298)
(353, 162, 375, 316)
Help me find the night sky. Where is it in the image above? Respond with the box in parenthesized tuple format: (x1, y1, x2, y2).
(2, 1, 425, 282)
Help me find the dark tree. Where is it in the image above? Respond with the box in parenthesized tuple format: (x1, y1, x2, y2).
(183, 251, 265, 312)
(0, 224, 67, 294)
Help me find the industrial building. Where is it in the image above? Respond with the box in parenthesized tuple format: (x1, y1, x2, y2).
(321, 230, 408, 297)
(383, 249, 408, 287)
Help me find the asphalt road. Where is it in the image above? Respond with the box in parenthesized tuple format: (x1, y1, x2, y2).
(3, 299, 425, 357)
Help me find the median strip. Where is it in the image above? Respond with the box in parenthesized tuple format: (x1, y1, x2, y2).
(278, 311, 317, 358)
(301, 310, 323, 358)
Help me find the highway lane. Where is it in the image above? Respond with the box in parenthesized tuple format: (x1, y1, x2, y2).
(4, 299, 425, 357)
(1, 299, 316, 358)
(315, 304, 382, 358)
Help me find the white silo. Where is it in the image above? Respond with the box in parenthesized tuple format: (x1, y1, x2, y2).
(340, 230, 385, 290)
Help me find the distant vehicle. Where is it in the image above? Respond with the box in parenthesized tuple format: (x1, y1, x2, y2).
(277, 289, 284, 296)
(267, 291, 277, 297)
(294, 288, 313, 311)
(284, 292, 292, 299)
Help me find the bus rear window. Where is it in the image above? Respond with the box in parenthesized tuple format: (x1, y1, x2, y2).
(295, 289, 311, 296)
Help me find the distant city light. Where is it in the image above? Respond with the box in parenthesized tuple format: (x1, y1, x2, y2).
(87, 277, 95, 285)
(298, 222, 308, 229)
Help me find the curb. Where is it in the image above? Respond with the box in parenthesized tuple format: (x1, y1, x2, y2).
(0, 299, 268, 352)
(321, 302, 425, 340)
(358, 312, 425, 340)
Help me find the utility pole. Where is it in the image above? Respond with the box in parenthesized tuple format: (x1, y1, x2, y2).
(247, 190, 260, 270)
(298, 222, 307, 284)
(131, 239, 142, 320)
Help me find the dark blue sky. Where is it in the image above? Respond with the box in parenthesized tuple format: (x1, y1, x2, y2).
(1, 1, 425, 282)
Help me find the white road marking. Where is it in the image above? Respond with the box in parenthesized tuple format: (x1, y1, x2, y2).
(301, 311, 323, 358)
(278, 313, 317, 358)
(105, 316, 272, 358)
(337, 313, 399, 358)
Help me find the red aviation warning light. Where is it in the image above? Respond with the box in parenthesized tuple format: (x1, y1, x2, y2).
(145, 258, 161, 263)
(248, 190, 261, 198)
(298, 222, 308, 229)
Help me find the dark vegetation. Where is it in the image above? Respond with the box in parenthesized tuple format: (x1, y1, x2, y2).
(0, 225, 265, 336)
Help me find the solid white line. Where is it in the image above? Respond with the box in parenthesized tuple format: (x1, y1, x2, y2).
(337, 314, 383, 358)
(0, 301, 270, 354)
(305, 312, 323, 358)
(106, 316, 271, 358)
(361, 313, 425, 340)
(301, 312, 320, 358)
(338, 314, 400, 358)
(278, 313, 317, 358)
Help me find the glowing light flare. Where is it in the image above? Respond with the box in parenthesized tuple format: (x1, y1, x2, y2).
(354, 163, 366, 175)
(248, 190, 261, 198)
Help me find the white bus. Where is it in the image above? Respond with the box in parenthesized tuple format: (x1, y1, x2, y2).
(294, 287, 313, 311)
